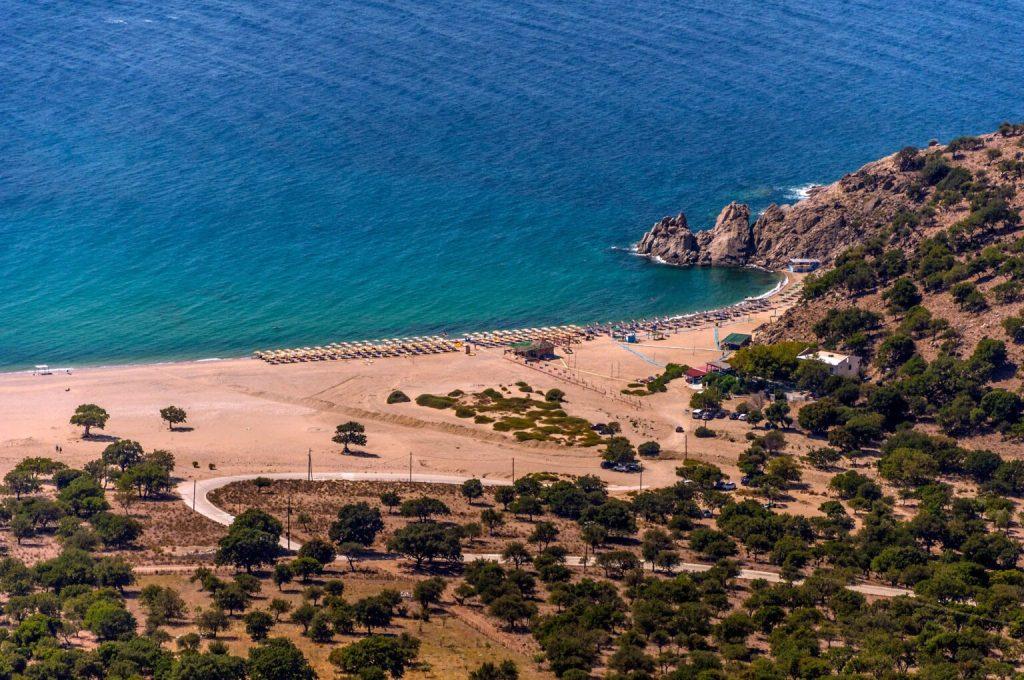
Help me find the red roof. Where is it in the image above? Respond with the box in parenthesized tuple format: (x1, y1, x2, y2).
(685, 367, 707, 379)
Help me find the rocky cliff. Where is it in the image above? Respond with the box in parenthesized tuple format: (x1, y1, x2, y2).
(636, 148, 926, 269)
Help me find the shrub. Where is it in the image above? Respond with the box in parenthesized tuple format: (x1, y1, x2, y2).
(386, 390, 410, 404)
(694, 426, 715, 438)
(415, 394, 456, 409)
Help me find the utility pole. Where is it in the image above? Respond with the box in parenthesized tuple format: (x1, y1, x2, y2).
(192, 479, 197, 512)
(639, 464, 643, 491)
(684, 433, 688, 460)
(286, 494, 292, 551)
(307, 448, 312, 481)
(512, 457, 515, 482)
(409, 452, 413, 483)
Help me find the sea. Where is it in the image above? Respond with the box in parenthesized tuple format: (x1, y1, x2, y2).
(2, 0, 1023, 370)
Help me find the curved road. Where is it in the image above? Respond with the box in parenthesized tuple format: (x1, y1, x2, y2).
(176, 472, 911, 599)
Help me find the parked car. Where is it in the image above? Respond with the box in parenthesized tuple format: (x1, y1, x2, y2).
(740, 475, 753, 486)
(737, 413, 748, 421)
(716, 481, 736, 491)
(600, 460, 615, 470)
(675, 425, 685, 433)
(692, 409, 704, 419)
(728, 412, 739, 420)
(714, 410, 727, 419)
(625, 462, 642, 472)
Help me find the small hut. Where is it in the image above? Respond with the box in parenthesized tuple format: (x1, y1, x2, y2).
(511, 340, 556, 360)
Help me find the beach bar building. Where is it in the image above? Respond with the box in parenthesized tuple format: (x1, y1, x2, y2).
(789, 258, 821, 273)
(510, 340, 555, 360)
(720, 333, 752, 351)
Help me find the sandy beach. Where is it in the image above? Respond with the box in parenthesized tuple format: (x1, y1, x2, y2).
(0, 276, 800, 492)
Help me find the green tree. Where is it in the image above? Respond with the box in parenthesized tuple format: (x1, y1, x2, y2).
(84, 600, 137, 641)
(637, 441, 661, 457)
(329, 634, 420, 678)
(332, 421, 367, 453)
(469, 660, 519, 680)
(195, 607, 230, 639)
(386, 523, 461, 569)
(101, 439, 144, 472)
(159, 405, 188, 430)
(399, 497, 450, 522)
(329, 502, 385, 546)
(4, 470, 40, 499)
(882, 277, 922, 312)
(248, 638, 316, 680)
(602, 437, 636, 465)
(460, 479, 484, 504)
(70, 404, 109, 437)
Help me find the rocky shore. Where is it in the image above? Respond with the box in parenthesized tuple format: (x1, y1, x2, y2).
(635, 146, 925, 269)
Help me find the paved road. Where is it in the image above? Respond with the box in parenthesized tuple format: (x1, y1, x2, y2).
(175, 472, 912, 599)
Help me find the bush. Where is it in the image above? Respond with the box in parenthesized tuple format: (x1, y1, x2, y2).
(637, 441, 661, 457)
(694, 426, 715, 438)
(386, 390, 410, 404)
(1003, 316, 1024, 343)
(415, 394, 456, 409)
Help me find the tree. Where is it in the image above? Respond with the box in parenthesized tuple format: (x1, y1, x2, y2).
(461, 479, 484, 504)
(290, 556, 323, 583)
(332, 421, 367, 454)
(195, 607, 230, 638)
(386, 523, 462, 569)
(216, 510, 283, 572)
(806, 447, 842, 470)
(414, 577, 446, 619)
(70, 404, 109, 437)
(355, 595, 394, 634)
(529, 521, 559, 548)
(298, 538, 336, 566)
(469, 660, 519, 680)
(689, 528, 737, 560)
(764, 401, 791, 428)
(329, 634, 420, 678)
(602, 437, 636, 465)
(501, 542, 531, 568)
(481, 509, 505, 535)
(91, 512, 142, 548)
(637, 441, 661, 457)
(509, 495, 542, 521)
(876, 334, 915, 371)
(494, 487, 516, 510)
(883, 277, 922, 312)
(380, 491, 402, 514)
(399, 497, 450, 522)
(160, 405, 188, 430)
(878, 448, 939, 488)
(329, 502, 385, 547)
(4, 470, 40, 500)
(169, 651, 247, 680)
(488, 594, 537, 630)
(797, 399, 841, 435)
(248, 638, 317, 680)
(84, 601, 137, 641)
(101, 440, 144, 472)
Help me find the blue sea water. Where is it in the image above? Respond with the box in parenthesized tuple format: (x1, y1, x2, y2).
(2, 0, 1023, 369)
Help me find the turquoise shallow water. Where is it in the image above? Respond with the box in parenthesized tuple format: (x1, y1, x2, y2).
(1, 1, 1023, 369)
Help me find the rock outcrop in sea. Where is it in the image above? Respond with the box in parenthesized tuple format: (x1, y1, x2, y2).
(636, 150, 924, 269)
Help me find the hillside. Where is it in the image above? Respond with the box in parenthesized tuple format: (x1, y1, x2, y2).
(636, 122, 1024, 270)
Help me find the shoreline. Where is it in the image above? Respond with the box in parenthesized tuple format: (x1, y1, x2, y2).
(3, 270, 791, 377)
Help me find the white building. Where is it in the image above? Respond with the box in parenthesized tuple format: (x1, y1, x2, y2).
(797, 349, 862, 378)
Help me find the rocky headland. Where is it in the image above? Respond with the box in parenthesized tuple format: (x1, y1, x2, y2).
(636, 144, 933, 269)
